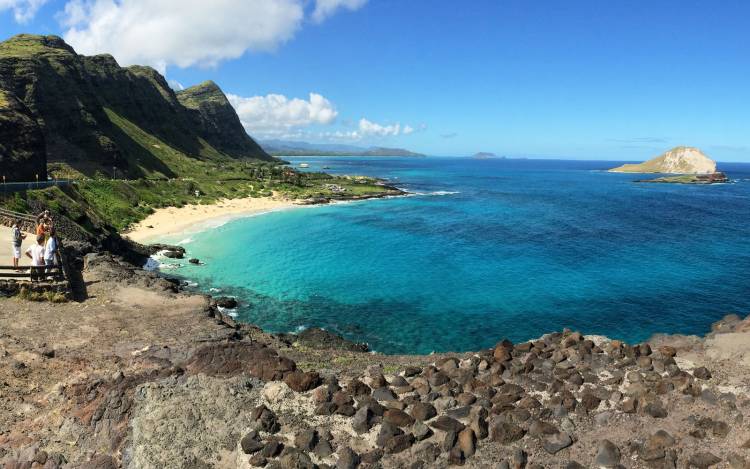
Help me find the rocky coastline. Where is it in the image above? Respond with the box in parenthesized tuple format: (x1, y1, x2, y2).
(1, 247, 749, 468)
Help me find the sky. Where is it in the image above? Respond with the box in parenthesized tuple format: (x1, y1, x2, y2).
(1, 0, 749, 161)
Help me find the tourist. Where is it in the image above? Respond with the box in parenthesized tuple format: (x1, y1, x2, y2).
(44, 227, 59, 274)
(25, 234, 46, 281)
(11, 220, 26, 272)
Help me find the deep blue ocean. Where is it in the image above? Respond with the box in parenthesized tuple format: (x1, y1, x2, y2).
(158, 157, 750, 354)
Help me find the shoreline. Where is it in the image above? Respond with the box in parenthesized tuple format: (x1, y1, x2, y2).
(124, 194, 301, 243)
(125, 188, 407, 244)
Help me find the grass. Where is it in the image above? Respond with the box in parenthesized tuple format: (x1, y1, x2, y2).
(0, 34, 71, 58)
(17, 287, 68, 303)
(2, 166, 398, 233)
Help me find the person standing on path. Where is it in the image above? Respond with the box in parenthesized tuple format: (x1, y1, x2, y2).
(25, 234, 46, 281)
(44, 227, 59, 277)
(11, 220, 26, 272)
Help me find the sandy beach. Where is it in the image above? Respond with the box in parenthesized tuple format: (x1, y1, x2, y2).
(124, 195, 299, 243)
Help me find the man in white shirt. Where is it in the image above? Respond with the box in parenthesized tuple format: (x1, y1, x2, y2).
(44, 228, 58, 267)
(25, 234, 46, 281)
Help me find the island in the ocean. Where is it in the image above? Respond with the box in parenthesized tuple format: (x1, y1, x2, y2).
(471, 152, 505, 159)
(261, 139, 425, 157)
(609, 146, 728, 184)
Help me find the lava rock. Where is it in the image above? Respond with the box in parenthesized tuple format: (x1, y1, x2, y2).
(410, 402, 437, 421)
(294, 429, 319, 451)
(384, 434, 415, 454)
(688, 452, 722, 468)
(241, 431, 264, 454)
(430, 416, 465, 433)
(693, 367, 712, 380)
(490, 421, 526, 444)
(542, 432, 573, 454)
(595, 440, 621, 467)
(336, 447, 361, 469)
(384, 408, 415, 427)
(352, 406, 373, 434)
(284, 371, 322, 392)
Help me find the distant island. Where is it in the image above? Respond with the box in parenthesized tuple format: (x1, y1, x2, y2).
(609, 146, 717, 174)
(471, 152, 505, 159)
(609, 146, 728, 184)
(260, 139, 425, 157)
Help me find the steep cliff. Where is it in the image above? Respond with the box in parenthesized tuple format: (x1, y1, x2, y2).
(609, 146, 717, 174)
(0, 89, 46, 181)
(0, 34, 272, 180)
(177, 80, 267, 158)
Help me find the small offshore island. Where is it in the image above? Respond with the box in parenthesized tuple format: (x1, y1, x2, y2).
(609, 147, 729, 184)
(1, 34, 750, 469)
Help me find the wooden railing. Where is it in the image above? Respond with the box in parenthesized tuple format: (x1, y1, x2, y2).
(0, 207, 37, 223)
(0, 264, 65, 282)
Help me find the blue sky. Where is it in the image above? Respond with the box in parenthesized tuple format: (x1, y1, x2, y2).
(2, 0, 749, 161)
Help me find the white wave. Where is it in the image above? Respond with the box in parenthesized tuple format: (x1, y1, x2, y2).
(217, 306, 238, 318)
(407, 190, 461, 197)
(183, 281, 199, 288)
(209, 287, 222, 293)
(177, 237, 194, 245)
(295, 325, 308, 333)
(143, 257, 161, 272)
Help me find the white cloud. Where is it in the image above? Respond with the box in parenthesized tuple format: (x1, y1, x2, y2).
(0, 0, 47, 23)
(58, 0, 368, 74)
(227, 92, 338, 138)
(311, 0, 367, 23)
(358, 118, 401, 137)
(60, 0, 305, 73)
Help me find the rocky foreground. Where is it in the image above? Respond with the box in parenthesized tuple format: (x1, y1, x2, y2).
(1, 254, 749, 468)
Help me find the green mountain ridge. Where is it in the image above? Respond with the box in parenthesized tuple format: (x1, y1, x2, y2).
(0, 34, 272, 181)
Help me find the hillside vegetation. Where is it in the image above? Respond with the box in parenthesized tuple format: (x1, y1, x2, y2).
(0, 34, 272, 181)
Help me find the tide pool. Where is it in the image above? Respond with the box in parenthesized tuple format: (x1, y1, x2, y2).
(158, 157, 750, 354)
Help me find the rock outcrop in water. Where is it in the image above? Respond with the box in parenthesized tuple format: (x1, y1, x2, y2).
(609, 146, 717, 174)
(0, 34, 272, 180)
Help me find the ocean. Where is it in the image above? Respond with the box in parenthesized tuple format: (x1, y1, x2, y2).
(156, 157, 750, 354)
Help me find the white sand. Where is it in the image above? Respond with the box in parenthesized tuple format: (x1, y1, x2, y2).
(124, 195, 299, 243)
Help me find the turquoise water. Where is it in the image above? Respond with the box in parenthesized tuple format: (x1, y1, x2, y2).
(159, 157, 750, 354)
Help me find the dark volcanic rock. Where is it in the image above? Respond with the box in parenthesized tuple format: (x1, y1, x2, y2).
(384, 433, 415, 454)
(185, 342, 295, 381)
(689, 452, 722, 468)
(250, 405, 281, 434)
(281, 327, 369, 352)
(352, 406, 374, 433)
(693, 367, 712, 380)
(430, 416, 465, 433)
(336, 447, 361, 469)
(284, 371, 322, 392)
(410, 402, 437, 421)
(241, 431, 264, 454)
(384, 408, 415, 427)
(595, 440, 621, 467)
(214, 296, 238, 308)
(490, 421, 525, 444)
(542, 432, 573, 454)
(294, 429, 319, 451)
